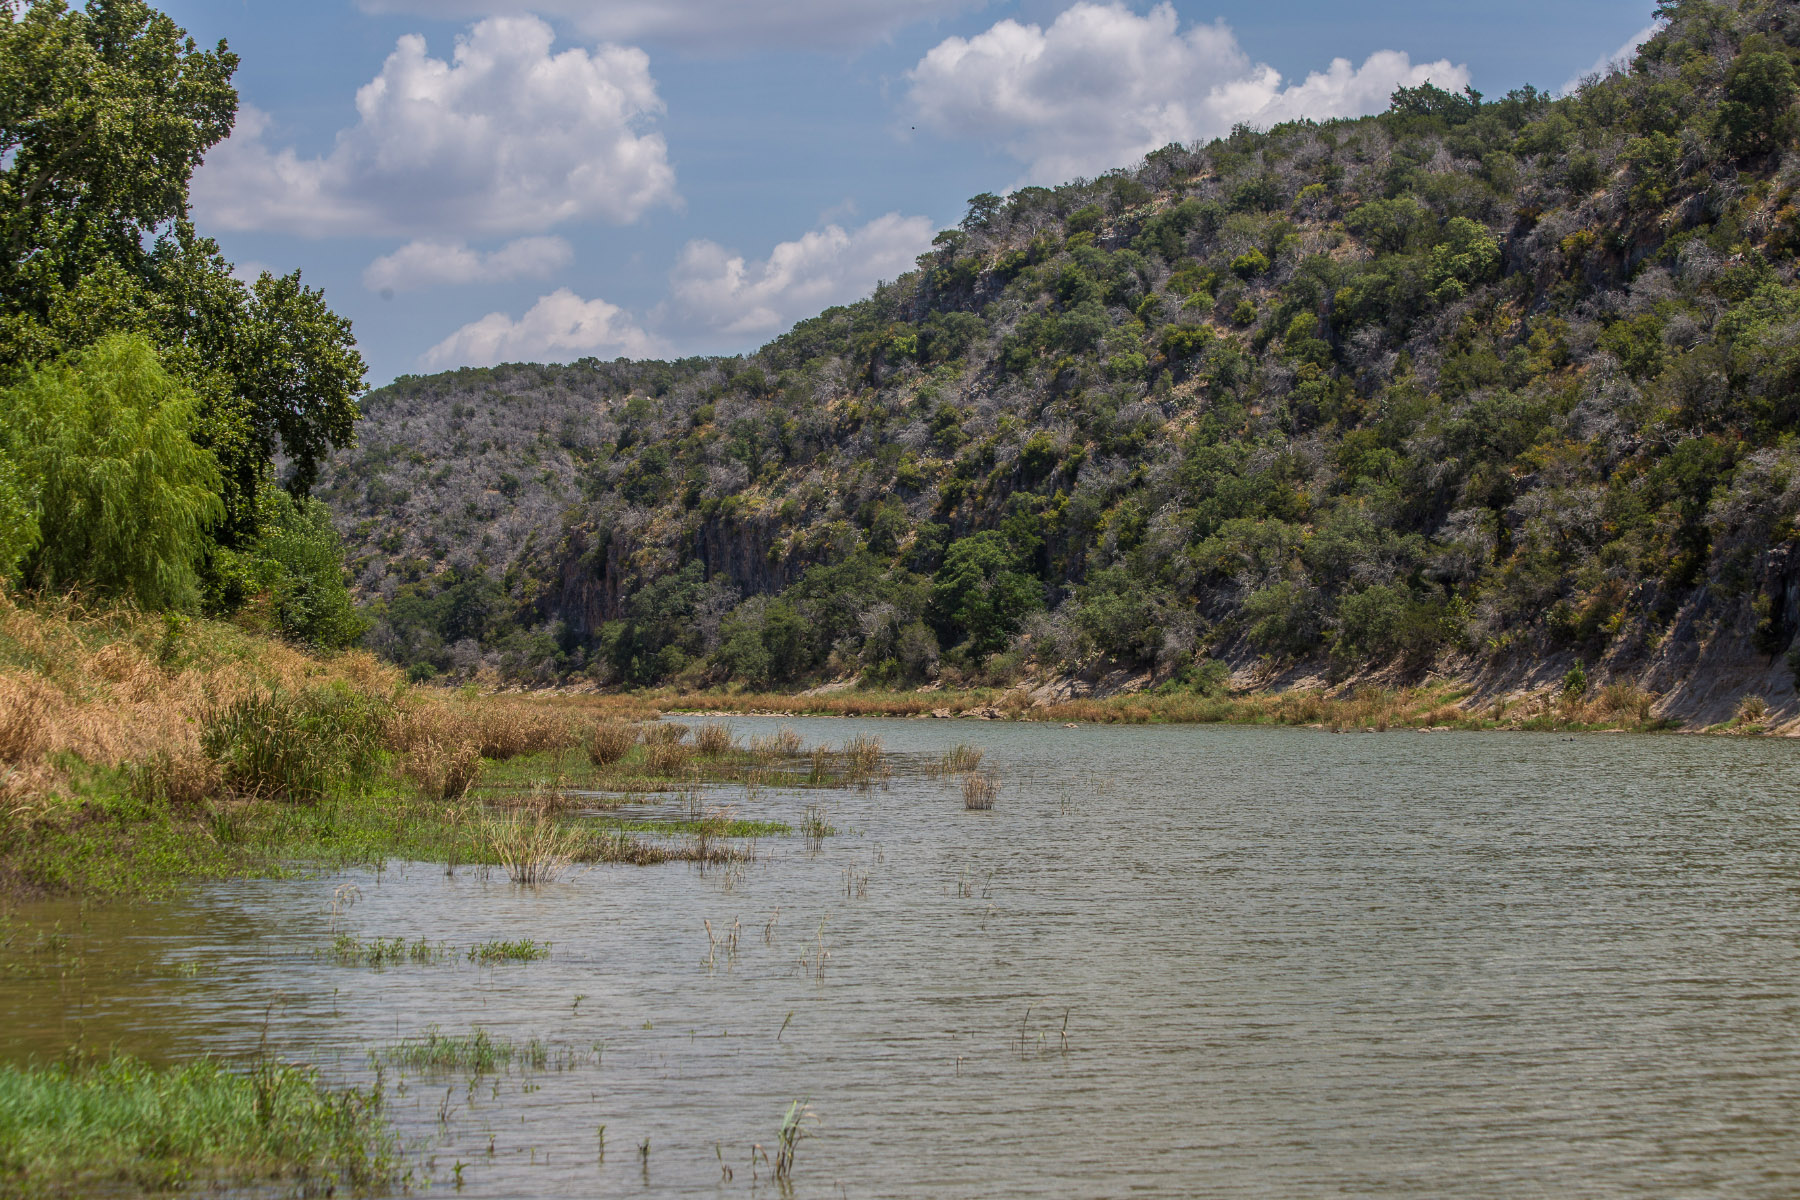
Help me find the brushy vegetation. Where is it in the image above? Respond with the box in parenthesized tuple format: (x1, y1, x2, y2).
(0, 597, 880, 899)
(327, 0, 1800, 715)
(0, 1054, 396, 1198)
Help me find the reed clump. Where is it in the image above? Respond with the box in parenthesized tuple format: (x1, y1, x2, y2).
(1736, 693, 1769, 725)
(587, 721, 638, 766)
(201, 686, 392, 803)
(398, 739, 481, 801)
(841, 734, 887, 786)
(641, 721, 689, 746)
(931, 743, 983, 777)
(693, 722, 735, 757)
(643, 741, 693, 775)
(962, 772, 998, 811)
(126, 746, 220, 809)
(484, 808, 581, 886)
(750, 726, 803, 757)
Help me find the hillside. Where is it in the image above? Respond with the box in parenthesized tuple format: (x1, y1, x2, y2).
(316, 0, 1800, 726)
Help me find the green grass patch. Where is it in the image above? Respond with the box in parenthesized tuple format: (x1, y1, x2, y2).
(0, 1055, 396, 1198)
(466, 938, 548, 964)
(321, 933, 448, 967)
(376, 1027, 596, 1075)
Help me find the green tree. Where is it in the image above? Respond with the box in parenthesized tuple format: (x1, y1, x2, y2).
(930, 532, 1042, 657)
(1718, 44, 1797, 154)
(0, 0, 364, 548)
(244, 491, 367, 649)
(0, 332, 221, 607)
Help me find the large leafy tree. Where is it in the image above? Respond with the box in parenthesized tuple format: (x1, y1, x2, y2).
(0, 0, 364, 549)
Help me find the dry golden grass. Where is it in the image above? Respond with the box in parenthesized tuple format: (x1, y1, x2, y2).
(587, 721, 638, 766)
(642, 721, 689, 745)
(643, 741, 693, 774)
(400, 739, 482, 801)
(391, 695, 585, 761)
(693, 722, 736, 757)
(0, 590, 401, 805)
(961, 771, 998, 810)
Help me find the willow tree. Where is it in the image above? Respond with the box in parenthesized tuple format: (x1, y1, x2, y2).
(1, 333, 221, 608)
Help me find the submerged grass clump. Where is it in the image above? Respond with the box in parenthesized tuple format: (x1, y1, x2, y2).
(962, 771, 999, 811)
(382, 1028, 516, 1074)
(931, 743, 984, 777)
(323, 933, 446, 967)
(0, 1054, 396, 1198)
(379, 1028, 595, 1074)
(467, 938, 549, 964)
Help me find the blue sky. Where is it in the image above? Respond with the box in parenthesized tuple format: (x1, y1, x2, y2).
(157, 0, 1658, 387)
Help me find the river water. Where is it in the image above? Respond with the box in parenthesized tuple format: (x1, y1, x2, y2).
(4, 720, 1800, 1198)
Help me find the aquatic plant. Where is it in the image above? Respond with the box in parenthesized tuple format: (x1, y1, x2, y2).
(930, 743, 984, 777)
(800, 804, 833, 850)
(467, 938, 549, 964)
(323, 934, 445, 967)
(962, 771, 998, 811)
(484, 809, 580, 886)
(773, 1098, 814, 1181)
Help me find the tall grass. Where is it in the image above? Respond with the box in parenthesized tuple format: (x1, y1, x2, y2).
(587, 721, 638, 766)
(962, 772, 998, 811)
(400, 739, 481, 801)
(484, 808, 581, 886)
(0, 1054, 396, 1197)
(201, 685, 391, 802)
(693, 722, 736, 756)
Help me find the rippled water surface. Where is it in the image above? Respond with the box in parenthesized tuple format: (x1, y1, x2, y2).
(5, 720, 1800, 1197)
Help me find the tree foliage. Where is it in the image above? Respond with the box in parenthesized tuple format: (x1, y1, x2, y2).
(0, 332, 221, 607)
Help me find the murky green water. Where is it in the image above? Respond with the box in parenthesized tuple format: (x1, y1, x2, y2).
(5, 721, 1800, 1197)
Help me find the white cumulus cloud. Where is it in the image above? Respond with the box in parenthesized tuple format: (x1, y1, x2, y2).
(355, 0, 983, 52)
(422, 288, 663, 369)
(420, 212, 937, 369)
(906, 2, 1471, 184)
(363, 237, 573, 293)
(193, 16, 676, 237)
(666, 213, 937, 340)
(1560, 23, 1662, 96)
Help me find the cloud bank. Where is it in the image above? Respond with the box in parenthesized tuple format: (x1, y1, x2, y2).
(421, 288, 663, 369)
(363, 237, 573, 293)
(667, 213, 937, 338)
(906, 2, 1470, 183)
(193, 16, 676, 237)
(354, 0, 984, 52)
(422, 213, 936, 369)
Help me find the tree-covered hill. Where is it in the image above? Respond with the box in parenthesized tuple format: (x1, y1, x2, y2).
(320, 0, 1800, 717)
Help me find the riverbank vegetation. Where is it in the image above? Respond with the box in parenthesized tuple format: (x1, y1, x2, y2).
(0, 592, 905, 901)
